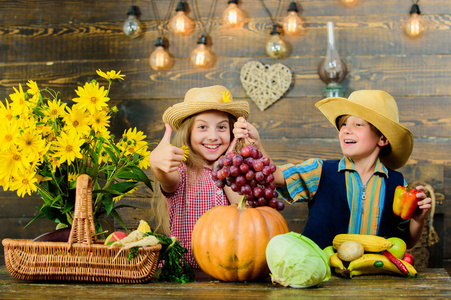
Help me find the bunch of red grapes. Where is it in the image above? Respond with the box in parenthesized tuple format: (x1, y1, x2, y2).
(212, 144, 285, 211)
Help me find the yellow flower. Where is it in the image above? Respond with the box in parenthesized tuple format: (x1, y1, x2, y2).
(0, 99, 13, 122)
(222, 91, 232, 103)
(97, 148, 110, 164)
(64, 106, 91, 137)
(110, 106, 119, 114)
(181, 145, 189, 161)
(72, 81, 109, 114)
(0, 70, 152, 230)
(26, 80, 41, 105)
(68, 172, 79, 183)
(10, 169, 38, 197)
(34, 173, 52, 184)
(138, 150, 150, 169)
(16, 128, 46, 162)
(53, 131, 84, 165)
(0, 175, 10, 191)
(45, 98, 67, 119)
(0, 121, 19, 151)
(113, 186, 137, 203)
(96, 69, 126, 81)
(89, 109, 110, 134)
(9, 84, 29, 116)
(26, 80, 40, 96)
(48, 155, 61, 173)
(0, 145, 30, 179)
(119, 127, 147, 156)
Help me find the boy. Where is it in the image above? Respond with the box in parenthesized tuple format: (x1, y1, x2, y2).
(233, 90, 431, 249)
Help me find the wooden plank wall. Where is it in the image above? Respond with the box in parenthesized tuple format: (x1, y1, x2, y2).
(0, 0, 450, 270)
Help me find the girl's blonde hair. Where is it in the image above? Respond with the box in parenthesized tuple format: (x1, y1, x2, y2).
(151, 112, 237, 235)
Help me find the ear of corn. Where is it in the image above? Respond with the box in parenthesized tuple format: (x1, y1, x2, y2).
(333, 234, 394, 252)
(137, 220, 151, 233)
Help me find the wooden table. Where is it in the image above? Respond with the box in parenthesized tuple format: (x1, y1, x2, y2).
(1, 266, 450, 299)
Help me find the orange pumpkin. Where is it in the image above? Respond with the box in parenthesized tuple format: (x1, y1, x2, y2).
(191, 202, 289, 281)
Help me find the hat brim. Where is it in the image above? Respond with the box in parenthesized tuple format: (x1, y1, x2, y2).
(315, 97, 413, 169)
(163, 101, 250, 130)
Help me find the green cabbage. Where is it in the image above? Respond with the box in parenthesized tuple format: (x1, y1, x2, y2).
(266, 232, 331, 288)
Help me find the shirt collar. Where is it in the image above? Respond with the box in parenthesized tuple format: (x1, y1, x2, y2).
(338, 156, 388, 177)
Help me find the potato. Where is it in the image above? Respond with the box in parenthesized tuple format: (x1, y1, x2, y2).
(337, 241, 364, 261)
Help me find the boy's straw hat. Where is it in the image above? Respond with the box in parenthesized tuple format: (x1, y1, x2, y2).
(163, 85, 250, 130)
(315, 90, 413, 169)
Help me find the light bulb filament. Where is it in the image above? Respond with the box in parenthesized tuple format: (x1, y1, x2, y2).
(195, 52, 206, 66)
(409, 15, 422, 36)
(227, 10, 238, 25)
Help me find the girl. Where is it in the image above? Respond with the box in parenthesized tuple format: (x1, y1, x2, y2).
(149, 85, 249, 267)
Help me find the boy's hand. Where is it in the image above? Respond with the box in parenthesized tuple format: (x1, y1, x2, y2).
(412, 185, 432, 222)
(149, 123, 185, 173)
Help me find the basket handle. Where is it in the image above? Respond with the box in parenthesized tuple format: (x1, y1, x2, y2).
(67, 174, 97, 249)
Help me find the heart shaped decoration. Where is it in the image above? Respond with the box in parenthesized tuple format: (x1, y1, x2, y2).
(240, 61, 292, 111)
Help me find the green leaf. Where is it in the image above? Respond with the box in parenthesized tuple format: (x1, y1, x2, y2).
(24, 211, 46, 228)
(101, 194, 114, 214)
(109, 209, 128, 231)
(116, 170, 141, 181)
(112, 204, 138, 210)
(108, 181, 138, 194)
(103, 146, 118, 165)
(40, 206, 64, 223)
(129, 166, 153, 191)
(62, 202, 75, 214)
(93, 188, 122, 196)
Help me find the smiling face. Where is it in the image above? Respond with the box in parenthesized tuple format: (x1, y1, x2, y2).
(338, 116, 388, 163)
(190, 110, 231, 167)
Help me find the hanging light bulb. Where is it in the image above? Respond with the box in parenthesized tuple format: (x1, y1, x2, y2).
(318, 22, 347, 97)
(266, 25, 288, 59)
(191, 35, 215, 68)
(169, 0, 196, 35)
(405, 2, 425, 38)
(223, 0, 246, 28)
(340, 0, 359, 7)
(123, 5, 143, 38)
(282, 1, 304, 36)
(150, 37, 173, 71)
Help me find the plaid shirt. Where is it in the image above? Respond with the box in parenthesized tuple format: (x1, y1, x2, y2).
(164, 163, 229, 268)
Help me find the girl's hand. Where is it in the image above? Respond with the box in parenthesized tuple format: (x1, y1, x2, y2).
(232, 117, 261, 148)
(412, 185, 432, 223)
(149, 123, 185, 173)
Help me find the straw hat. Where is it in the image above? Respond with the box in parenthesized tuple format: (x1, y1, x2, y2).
(315, 90, 413, 169)
(163, 85, 250, 130)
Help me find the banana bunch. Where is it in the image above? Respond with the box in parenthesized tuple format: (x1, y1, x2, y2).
(328, 234, 417, 278)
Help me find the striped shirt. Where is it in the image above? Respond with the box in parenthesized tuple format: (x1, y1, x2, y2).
(164, 163, 229, 268)
(278, 156, 405, 235)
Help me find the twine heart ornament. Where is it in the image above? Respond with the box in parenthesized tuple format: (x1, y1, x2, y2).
(240, 61, 292, 111)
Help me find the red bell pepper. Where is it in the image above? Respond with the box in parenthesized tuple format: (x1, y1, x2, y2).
(392, 185, 419, 220)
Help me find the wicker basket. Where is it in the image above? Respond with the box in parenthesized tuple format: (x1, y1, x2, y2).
(2, 174, 161, 283)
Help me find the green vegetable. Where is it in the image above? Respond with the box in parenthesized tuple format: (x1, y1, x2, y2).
(266, 232, 331, 288)
(152, 233, 195, 283)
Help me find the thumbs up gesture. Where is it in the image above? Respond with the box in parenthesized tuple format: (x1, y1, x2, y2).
(149, 123, 186, 174)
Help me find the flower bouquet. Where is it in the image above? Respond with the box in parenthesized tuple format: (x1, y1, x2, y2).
(0, 70, 153, 233)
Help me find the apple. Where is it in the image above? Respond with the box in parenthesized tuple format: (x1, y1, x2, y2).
(402, 252, 415, 266)
(104, 231, 128, 245)
(387, 237, 407, 259)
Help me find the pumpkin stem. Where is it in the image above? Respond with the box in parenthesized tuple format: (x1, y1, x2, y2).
(237, 195, 247, 210)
